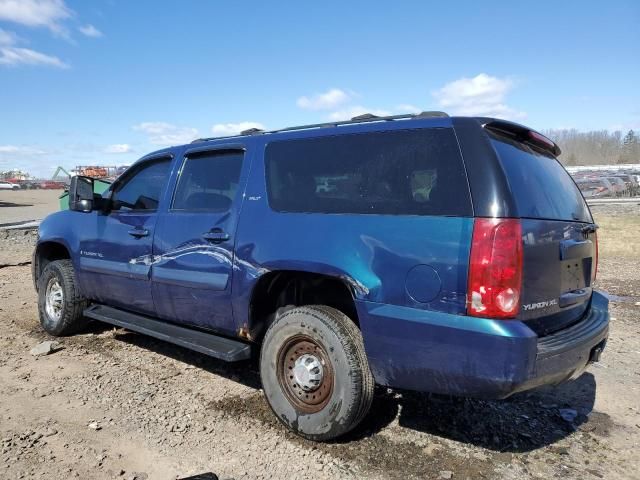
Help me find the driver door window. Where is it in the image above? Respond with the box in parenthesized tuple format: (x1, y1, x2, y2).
(111, 158, 172, 211)
(78, 156, 172, 316)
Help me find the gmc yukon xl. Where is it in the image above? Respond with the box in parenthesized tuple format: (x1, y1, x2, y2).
(32, 112, 609, 440)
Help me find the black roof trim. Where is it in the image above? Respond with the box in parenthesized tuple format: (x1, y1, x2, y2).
(191, 111, 450, 144)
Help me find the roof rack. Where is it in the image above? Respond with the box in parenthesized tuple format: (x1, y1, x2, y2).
(240, 127, 264, 136)
(191, 111, 449, 143)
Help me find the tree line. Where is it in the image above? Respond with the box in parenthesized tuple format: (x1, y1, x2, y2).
(542, 129, 640, 166)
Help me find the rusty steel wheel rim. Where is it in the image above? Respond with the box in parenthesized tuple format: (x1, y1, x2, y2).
(276, 335, 334, 414)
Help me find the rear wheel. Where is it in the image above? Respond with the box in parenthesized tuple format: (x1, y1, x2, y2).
(260, 305, 374, 441)
(37, 259, 89, 336)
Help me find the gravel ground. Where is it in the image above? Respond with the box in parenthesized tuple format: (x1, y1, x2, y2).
(0, 189, 62, 226)
(0, 205, 638, 479)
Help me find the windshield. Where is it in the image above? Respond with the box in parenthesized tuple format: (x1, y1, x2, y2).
(489, 132, 592, 223)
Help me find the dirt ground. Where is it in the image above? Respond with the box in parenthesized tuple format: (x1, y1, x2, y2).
(0, 189, 62, 226)
(0, 196, 639, 479)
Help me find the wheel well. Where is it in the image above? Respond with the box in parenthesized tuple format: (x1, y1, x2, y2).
(35, 242, 70, 283)
(248, 271, 359, 342)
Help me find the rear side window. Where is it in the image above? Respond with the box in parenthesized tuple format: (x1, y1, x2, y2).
(489, 133, 592, 223)
(265, 128, 471, 216)
(172, 151, 243, 211)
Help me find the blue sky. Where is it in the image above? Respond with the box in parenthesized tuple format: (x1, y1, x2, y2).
(0, 0, 639, 176)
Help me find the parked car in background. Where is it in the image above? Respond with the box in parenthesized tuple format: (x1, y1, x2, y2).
(39, 180, 66, 190)
(0, 181, 20, 190)
(569, 167, 640, 199)
(610, 174, 639, 196)
(605, 177, 627, 196)
(18, 181, 41, 189)
(575, 178, 613, 198)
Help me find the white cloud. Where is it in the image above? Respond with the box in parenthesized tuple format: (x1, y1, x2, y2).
(133, 122, 174, 135)
(432, 73, 526, 120)
(0, 46, 68, 68)
(0, 145, 47, 155)
(78, 24, 102, 38)
(133, 122, 199, 146)
(0, 27, 19, 45)
(0, 144, 50, 175)
(0, 0, 73, 37)
(297, 88, 352, 110)
(327, 106, 392, 122)
(211, 121, 265, 137)
(104, 144, 131, 154)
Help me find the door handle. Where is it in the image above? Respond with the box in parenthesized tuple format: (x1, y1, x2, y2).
(128, 228, 149, 238)
(202, 228, 229, 244)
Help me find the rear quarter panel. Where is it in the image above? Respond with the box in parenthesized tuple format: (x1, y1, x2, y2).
(231, 131, 474, 334)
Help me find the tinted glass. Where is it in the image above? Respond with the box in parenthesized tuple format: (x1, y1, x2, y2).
(172, 151, 243, 211)
(490, 133, 592, 222)
(266, 128, 471, 216)
(112, 158, 171, 211)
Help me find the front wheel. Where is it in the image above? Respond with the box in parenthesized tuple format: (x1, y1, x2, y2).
(37, 259, 89, 336)
(260, 305, 374, 441)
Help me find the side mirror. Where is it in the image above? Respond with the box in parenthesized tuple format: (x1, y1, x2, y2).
(69, 176, 95, 212)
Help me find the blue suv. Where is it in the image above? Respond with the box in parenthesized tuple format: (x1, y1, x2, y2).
(33, 112, 609, 440)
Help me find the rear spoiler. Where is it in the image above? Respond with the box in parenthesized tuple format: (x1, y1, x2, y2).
(480, 119, 562, 157)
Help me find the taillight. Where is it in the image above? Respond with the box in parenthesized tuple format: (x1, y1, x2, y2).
(467, 218, 523, 319)
(592, 231, 598, 282)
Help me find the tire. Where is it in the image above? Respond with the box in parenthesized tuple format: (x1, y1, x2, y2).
(260, 305, 374, 441)
(37, 259, 89, 336)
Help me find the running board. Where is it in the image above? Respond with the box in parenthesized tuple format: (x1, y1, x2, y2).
(83, 305, 251, 362)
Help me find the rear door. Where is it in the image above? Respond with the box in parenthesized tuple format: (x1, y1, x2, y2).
(489, 131, 596, 335)
(150, 146, 248, 335)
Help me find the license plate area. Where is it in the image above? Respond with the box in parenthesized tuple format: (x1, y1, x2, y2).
(560, 258, 590, 291)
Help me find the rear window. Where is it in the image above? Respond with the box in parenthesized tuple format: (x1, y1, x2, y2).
(265, 128, 471, 216)
(489, 133, 592, 223)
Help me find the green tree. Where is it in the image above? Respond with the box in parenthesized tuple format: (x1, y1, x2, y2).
(619, 129, 639, 164)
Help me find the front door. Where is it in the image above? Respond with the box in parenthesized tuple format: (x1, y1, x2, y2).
(78, 156, 173, 315)
(151, 148, 247, 335)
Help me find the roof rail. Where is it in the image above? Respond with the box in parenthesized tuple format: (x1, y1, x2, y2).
(240, 127, 264, 136)
(191, 110, 449, 143)
(351, 113, 380, 121)
(415, 111, 449, 118)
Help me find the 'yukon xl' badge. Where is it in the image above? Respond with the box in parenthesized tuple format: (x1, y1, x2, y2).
(522, 299, 558, 311)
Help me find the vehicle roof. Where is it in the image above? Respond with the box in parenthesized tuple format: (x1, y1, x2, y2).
(137, 113, 558, 162)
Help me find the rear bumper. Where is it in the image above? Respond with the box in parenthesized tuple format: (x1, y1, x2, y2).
(358, 291, 609, 399)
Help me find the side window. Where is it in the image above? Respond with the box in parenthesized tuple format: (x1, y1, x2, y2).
(265, 128, 471, 216)
(111, 157, 172, 211)
(172, 151, 243, 211)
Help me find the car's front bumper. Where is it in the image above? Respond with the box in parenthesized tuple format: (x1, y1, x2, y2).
(357, 291, 609, 399)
